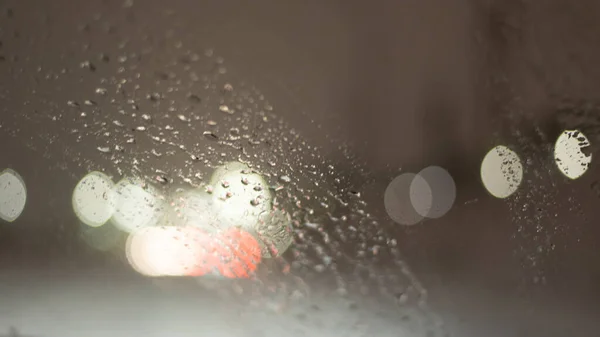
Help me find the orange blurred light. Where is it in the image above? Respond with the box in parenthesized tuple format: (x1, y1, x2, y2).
(217, 228, 262, 279)
(191, 227, 262, 279)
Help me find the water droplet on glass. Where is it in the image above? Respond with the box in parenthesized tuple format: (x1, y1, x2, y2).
(187, 94, 201, 103)
(219, 105, 232, 114)
(147, 93, 160, 102)
(203, 131, 218, 140)
(80, 60, 96, 71)
(155, 175, 168, 185)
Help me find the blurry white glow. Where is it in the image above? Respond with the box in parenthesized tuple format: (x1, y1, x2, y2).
(126, 226, 261, 278)
(384, 173, 425, 226)
(170, 190, 219, 230)
(411, 166, 456, 219)
(0, 168, 27, 223)
(209, 161, 250, 186)
(481, 145, 523, 199)
(72, 171, 116, 228)
(408, 174, 433, 219)
(554, 130, 592, 180)
(126, 226, 162, 276)
(111, 178, 165, 233)
(210, 162, 273, 230)
(126, 226, 203, 277)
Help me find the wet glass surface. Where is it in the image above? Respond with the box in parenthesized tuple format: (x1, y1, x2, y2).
(1, 1, 600, 336)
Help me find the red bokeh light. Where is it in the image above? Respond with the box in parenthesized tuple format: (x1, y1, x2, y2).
(183, 226, 262, 278)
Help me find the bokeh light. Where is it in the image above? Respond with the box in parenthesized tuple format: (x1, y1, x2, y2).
(73, 163, 292, 277)
(127, 226, 176, 277)
(72, 171, 116, 228)
(410, 166, 456, 219)
(480, 145, 523, 199)
(169, 189, 219, 229)
(111, 177, 166, 233)
(210, 161, 273, 230)
(125, 226, 261, 278)
(384, 173, 425, 226)
(0, 168, 27, 223)
(211, 227, 262, 279)
(554, 130, 592, 180)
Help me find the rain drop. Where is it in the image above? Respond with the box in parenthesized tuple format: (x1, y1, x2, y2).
(203, 131, 218, 140)
(219, 105, 232, 114)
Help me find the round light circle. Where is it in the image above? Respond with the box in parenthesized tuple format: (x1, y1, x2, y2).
(554, 129, 592, 180)
(384, 173, 425, 226)
(0, 169, 27, 223)
(411, 166, 456, 218)
(210, 164, 273, 230)
(480, 145, 523, 199)
(72, 171, 116, 228)
(111, 178, 165, 233)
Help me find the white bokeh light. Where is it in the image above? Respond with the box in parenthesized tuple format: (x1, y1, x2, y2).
(0, 169, 27, 223)
(169, 190, 219, 230)
(126, 226, 201, 277)
(384, 173, 425, 226)
(126, 226, 163, 277)
(410, 166, 456, 219)
(210, 162, 273, 230)
(209, 161, 250, 186)
(72, 171, 117, 228)
(554, 130, 592, 180)
(111, 178, 165, 233)
(481, 145, 523, 199)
